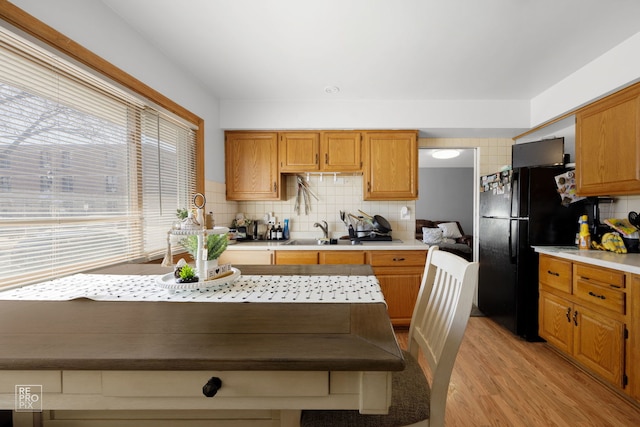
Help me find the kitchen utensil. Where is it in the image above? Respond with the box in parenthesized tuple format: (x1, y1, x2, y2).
(339, 211, 349, 228)
(629, 211, 640, 228)
(357, 209, 392, 233)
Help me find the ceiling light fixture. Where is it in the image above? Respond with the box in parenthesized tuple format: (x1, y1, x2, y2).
(324, 85, 340, 94)
(431, 149, 460, 159)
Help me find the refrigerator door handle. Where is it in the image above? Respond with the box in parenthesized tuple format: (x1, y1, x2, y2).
(510, 170, 518, 218)
(509, 219, 517, 263)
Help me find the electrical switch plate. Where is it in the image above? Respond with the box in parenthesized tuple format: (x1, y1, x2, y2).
(400, 206, 410, 220)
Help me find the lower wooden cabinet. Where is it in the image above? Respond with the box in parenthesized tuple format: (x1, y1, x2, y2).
(538, 254, 629, 395)
(539, 291, 625, 386)
(368, 251, 427, 327)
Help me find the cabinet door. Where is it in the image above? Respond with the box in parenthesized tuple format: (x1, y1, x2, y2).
(573, 304, 625, 386)
(576, 84, 640, 196)
(630, 275, 640, 400)
(274, 251, 318, 265)
(539, 291, 573, 353)
(374, 266, 423, 327)
(279, 132, 320, 172)
(225, 132, 283, 200)
(363, 131, 418, 200)
(319, 251, 365, 264)
(321, 132, 362, 172)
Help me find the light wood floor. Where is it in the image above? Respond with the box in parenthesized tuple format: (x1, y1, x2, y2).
(395, 317, 640, 426)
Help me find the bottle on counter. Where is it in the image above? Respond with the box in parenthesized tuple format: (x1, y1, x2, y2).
(578, 214, 591, 249)
(283, 218, 290, 240)
(206, 211, 215, 229)
(276, 222, 283, 240)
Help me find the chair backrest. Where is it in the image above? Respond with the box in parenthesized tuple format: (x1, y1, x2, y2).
(407, 246, 479, 427)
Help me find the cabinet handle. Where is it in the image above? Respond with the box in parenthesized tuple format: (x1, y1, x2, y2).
(566, 307, 572, 323)
(325, 152, 328, 164)
(547, 270, 560, 277)
(610, 284, 621, 289)
(392, 257, 406, 262)
(588, 291, 606, 300)
(202, 377, 222, 397)
(573, 310, 579, 326)
(315, 153, 319, 164)
(273, 182, 277, 192)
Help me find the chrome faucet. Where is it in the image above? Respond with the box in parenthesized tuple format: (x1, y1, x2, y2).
(314, 220, 329, 239)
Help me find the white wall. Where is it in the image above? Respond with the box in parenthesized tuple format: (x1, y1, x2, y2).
(8, 0, 225, 183)
(530, 31, 640, 127)
(8, 1, 640, 196)
(417, 167, 474, 234)
(220, 99, 530, 135)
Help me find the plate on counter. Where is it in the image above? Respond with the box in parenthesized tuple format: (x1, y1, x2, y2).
(156, 267, 241, 291)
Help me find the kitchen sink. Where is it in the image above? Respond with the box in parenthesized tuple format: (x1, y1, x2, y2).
(282, 239, 332, 246)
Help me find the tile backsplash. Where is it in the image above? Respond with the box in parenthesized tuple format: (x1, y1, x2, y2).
(206, 175, 416, 241)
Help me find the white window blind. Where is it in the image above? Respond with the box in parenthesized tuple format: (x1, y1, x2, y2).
(0, 28, 197, 287)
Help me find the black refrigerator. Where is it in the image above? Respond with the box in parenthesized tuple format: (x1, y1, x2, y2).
(478, 166, 585, 341)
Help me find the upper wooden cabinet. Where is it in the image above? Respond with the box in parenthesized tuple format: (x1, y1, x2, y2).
(225, 129, 416, 201)
(576, 83, 640, 196)
(363, 131, 418, 200)
(278, 131, 362, 173)
(278, 132, 321, 172)
(321, 131, 362, 172)
(225, 132, 284, 201)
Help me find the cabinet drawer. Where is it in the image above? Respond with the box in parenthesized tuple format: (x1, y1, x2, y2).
(539, 255, 572, 293)
(274, 251, 318, 264)
(320, 251, 365, 264)
(219, 250, 273, 265)
(0, 371, 61, 393)
(101, 371, 328, 398)
(574, 279, 625, 314)
(575, 264, 625, 289)
(367, 250, 426, 267)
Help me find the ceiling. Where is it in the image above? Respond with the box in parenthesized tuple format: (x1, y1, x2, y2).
(99, 1, 640, 114)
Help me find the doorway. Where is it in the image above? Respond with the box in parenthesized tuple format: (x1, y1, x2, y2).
(417, 148, 476, 240)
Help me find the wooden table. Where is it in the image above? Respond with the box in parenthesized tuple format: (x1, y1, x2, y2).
(0, 264, 403, 427)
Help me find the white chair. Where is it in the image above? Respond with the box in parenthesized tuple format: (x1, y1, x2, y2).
(300, 246, 479, 427)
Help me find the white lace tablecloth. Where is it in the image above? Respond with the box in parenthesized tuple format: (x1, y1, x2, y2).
(0, 273, 385, 303)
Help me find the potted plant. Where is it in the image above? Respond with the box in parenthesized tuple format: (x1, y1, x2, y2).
(179, 233, 228, 265)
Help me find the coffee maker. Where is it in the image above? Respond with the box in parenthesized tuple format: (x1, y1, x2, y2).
(584, 196, 614, 241)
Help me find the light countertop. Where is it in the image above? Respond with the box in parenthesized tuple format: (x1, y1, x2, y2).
(225, 239, 428, 251)
(534, 246, 640, 275)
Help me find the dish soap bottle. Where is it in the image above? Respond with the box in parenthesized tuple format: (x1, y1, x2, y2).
(578, 214, 591, 249)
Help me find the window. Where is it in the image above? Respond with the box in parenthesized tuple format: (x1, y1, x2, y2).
(0, 27, 198, 287)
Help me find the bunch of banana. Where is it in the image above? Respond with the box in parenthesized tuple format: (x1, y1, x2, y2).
(592, 232, 627, 253)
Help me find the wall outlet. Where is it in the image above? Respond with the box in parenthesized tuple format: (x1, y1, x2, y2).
(400, 206, 410, 220)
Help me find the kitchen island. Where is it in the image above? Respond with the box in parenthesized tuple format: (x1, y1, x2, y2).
(0, 264, 403, 427)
